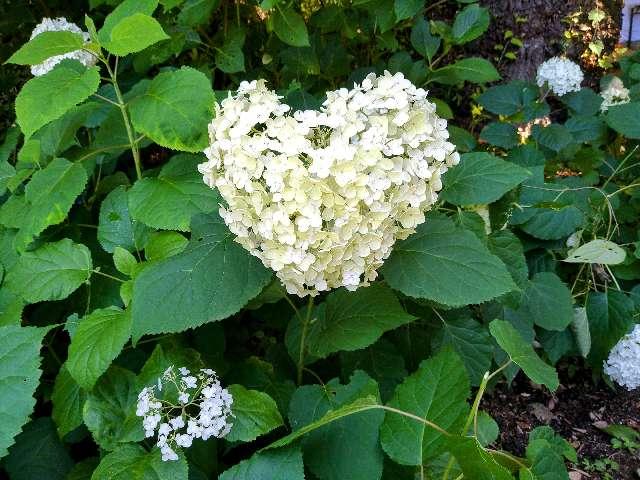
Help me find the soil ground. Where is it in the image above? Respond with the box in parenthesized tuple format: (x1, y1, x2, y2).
(484, 363, 640, 479)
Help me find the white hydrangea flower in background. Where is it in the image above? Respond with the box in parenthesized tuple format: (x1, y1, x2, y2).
(29, 17, 97, 76)
(536, 57, 584, 96)
(600, 76, 631, 112)
(199, 71, 460, 297)
(604, 324, 640, 391)
(136, 366, 233, 461)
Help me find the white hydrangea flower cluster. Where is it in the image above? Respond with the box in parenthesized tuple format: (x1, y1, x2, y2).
(600, 77, 631, 112)
(136, 366, 233, 461)
(199, 71, 460, 296)
(29, 17, 97, 76)
(604, 324, 640, 391)
(536, 57, 584, 96)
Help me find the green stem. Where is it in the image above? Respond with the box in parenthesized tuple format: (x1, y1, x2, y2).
(297, 296, 314, 385)
(92, 269, 126, 283)
(103, 59, 142, 180)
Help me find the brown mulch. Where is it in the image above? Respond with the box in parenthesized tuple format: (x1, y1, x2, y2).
(484, 363, 640, 479)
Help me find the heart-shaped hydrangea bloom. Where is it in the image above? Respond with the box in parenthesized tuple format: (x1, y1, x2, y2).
(199, 71, 459, 296)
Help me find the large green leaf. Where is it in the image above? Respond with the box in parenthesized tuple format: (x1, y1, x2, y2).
(7, 31, 84, 65)
(5, 239, 92, 303)
(489, 320, 559, 391)
(51, 365, 87, 437)
(380, 349, 470, 465)
(480, 122, 519, 149)
(287, 371, 384, 480)
(272, 7, 310, 47)
(0, 325, 48, 458)
(15, 61, 100, 138)
(67, 307, 132, 390)
(430, 58, 500, 85)
(219, 446, 304, 480)
(4, 417, 74, 480)
(520, 439, 570, 480)
(129, 67, 215, 151)
(381, 215, 516, 306)
(91, 444, 188, 480)
(564, 239, 626, 265)
(441, 152, 530, 205)
(521, 272, 574, 331)
(478, 81, 538, 116)
(411, 17, 440, 61)
(98, 0, 159, 44)
(225, 385, 283, 442)
(131, 213, 271, 341)
(605, 102, 640, 138)
(98, 186, 149, 253)
(83, 366, 144, 450)
(586, 290, 635, 368)
(452, 4, 490, 44)
(0, 158, 88, 249)
(215, 27, 245, 73)
(394, 0, 422, 20)
(128, 154, 219, 231)
(305, 284, 415, 359)
(102, 13, 169, 56)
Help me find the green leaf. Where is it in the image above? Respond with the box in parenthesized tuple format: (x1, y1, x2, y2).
(144, 231, 188, 261)
(562, 88, 603, 116)
(447, 436, 513, 480)
(102, 13, 169, 56)
(521, 439, 570, 480)
(83, 366, 144, 450)
(0, 325, 48, 458)
(3, 158, 88, 250)
(478, 81, 538, 116)
(521, 272, 573, 331)
(529, 426, 577, 462)
(570, 307, 591, 358)
(381, 215, 516, 307)
(16, 61, 100, 138)
(113, 247, 137, 275)
(129, 67, 215, 152)
(4, 418, 73, 480)
(226, 385, 283, 442)
(452, 4, 490, 44)
(67, 307, 132, 390)
(411, 17, 440, 61)
(131, 213, 271, 341)
(434, 317, 494, 386)
(605, 102, 640, 138)
(177, 0, 220, 26)
(272, 7, 310, 47)
(441, 152, 530, 205)
(394, 0, 423, 21)
(52, 365, 87, 437)
(564, 239, 626, 265)
(266, 396, 379, 450)
(128, 154, 219, 231)
(380, 349, 470, 465)
(586, 290, 635, 368)
(480, 122, 519, 149)
(98, 0, 159, 44)
(98, 186, 149, 254)
(136, 343, 202, 390)
(215, 27, 245, 73)
(533, 124, 574, 152)
(91, 444, 188, 480)
(219, 446, 304, 480)
(5, 239, 92, 303)
(287, 371, 384, 480)
(430, 58, 500, 85)
(306, 284, 416, 359)
(487, 230, 529, 289)
(7, 31, 84, 65)
(489, 320, 559, 391)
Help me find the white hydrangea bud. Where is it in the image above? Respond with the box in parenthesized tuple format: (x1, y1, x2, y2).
(136, 366, 234, 461)
(604, 324, 640, 391)
(600, 77, 631, 112)
(536, 57, 583, 96)
(199, 71, 460, 297)
(29, 17, 97, 76)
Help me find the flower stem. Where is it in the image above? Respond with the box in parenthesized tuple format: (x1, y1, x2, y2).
(297, 296, 314, 385)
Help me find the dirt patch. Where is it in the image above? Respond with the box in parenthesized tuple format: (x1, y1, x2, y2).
(484, 362, 640, 479)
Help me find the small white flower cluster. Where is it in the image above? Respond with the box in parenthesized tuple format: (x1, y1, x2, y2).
(604, 324, 640, 391)
(136, 366, 233, 461)
(536, 57, 584, 96)
(30, 17, 97, 76)
(600, 77, 631, 112)
(199, 71, 460, 296)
